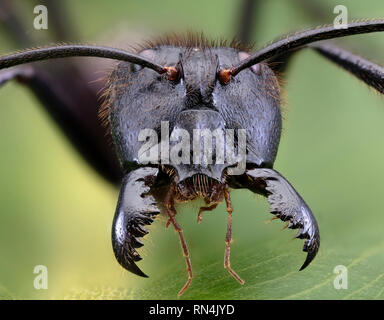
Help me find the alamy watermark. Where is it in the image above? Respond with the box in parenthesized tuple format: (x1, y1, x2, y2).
(333, 265, 348, 290)
(33, 5, 48, 30)
(137, 121, 247, 175)
(333, 5, 348, 29)
(33, 265, 48, 290)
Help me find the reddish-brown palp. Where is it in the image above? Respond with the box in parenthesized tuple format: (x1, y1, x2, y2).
(162, 172, 243, 296)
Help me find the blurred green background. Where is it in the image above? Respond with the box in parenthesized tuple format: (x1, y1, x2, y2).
(0, 0, 384, 300)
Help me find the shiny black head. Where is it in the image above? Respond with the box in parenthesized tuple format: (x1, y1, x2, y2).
(103, 35, 282, 184)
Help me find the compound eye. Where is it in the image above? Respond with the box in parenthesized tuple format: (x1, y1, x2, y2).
(132, 49, 156, 73)
(239, 51, 261, 74)
(132, 64, 143, 72)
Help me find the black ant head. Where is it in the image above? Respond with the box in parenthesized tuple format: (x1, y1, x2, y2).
(105, 36, 282, 178)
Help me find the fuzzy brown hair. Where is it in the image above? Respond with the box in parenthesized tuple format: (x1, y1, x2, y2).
(132, 32, 253, 53)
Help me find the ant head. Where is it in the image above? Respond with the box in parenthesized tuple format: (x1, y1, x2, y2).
(105, 38, 282, 171)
